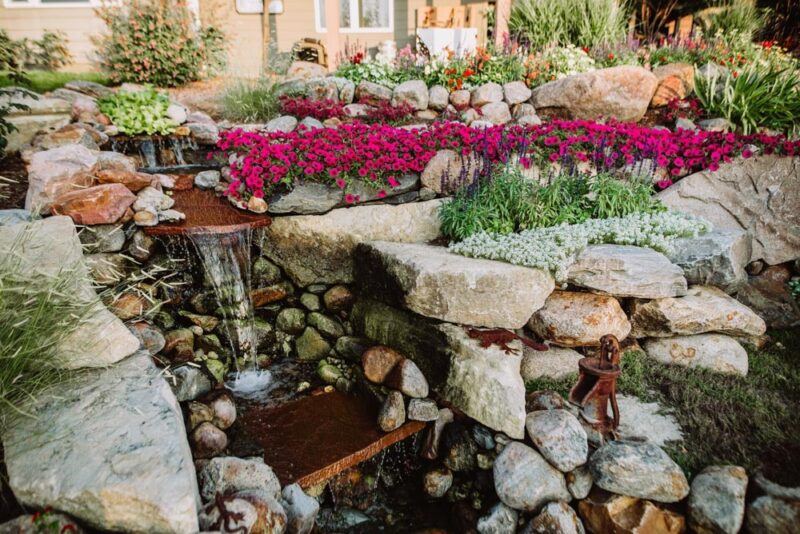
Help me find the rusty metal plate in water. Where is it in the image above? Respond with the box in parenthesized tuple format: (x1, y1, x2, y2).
(240, 391, 426, 488)
(144, 188, 271, 236)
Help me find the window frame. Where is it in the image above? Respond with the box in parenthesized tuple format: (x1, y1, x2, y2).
(315, 0, 394, 34)
(3, 0, 102, 8)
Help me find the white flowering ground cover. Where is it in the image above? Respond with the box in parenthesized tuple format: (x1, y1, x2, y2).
(448, 211, 712, 280)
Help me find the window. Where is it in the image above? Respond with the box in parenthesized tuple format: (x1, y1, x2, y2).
(316, 0, 393, 33)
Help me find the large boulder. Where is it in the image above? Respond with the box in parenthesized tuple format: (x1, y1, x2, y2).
(268, 181, 343, 214)
(524, 502, 585, 534)
(355, 81, 392, 106)
(287, 61, 327, 79)
(589, 441, 689, 503)
(0, 216, 139, 369)
(25, 144, 98, 212)
(746, 495, 800, 534)
(493, 442, 570, 512)
(261, 200, 443, 286)
(356, 241, 554, 329)
(392, 80, 429, 111)
(528, 291, 630, 347)
(471, 83, 504, 107)
(50, 183, 136, 225)
(526, 409, 588, 473)
(666, 230, 751, 292)
(643, 334, 748, 376)
(421, 149, 482, 194)
(521, 344, 582, 382)
(688, 465, 747, 534)
(568, 245, 688, 299)
(579, 490, 686, 534)
(651, 63, 695, 107)
(736, 265, 800, 328)
(658, 155, 800, 265)
(630, 285, 766, 338)
(1, 89, 71, 153)
(2, 352, 200, 532)
(531, 66, 658, 122)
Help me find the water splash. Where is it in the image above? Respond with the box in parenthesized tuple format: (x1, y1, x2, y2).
(227, 368, 274, 399)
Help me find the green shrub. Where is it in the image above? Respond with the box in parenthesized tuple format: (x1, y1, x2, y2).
(98, 87, 178, 135)
(701, 0, 768, 40)
(439, 168, 664, 241)
(510, 0, 630, 50)
(695, 62, 800, 135)
(94, 0, 226, 87)
(219, 79, 281, 123)
(0, 87, 32, 153)
(23, 30, 72, 70)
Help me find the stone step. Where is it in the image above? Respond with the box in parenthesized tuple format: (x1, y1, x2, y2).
(355, 241, 555, 329)
(2, 352, 200, 533)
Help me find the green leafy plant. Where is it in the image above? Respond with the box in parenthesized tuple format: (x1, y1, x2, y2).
(701, 0, 768, 40)
(24, 30, 72, 70)
(98, 87, 178, 135)
(695, 62, 800, 135)
(790, 279, 800, 299)
(219, 78, 281, 123)
(94, 0, 226, 87)
(510, 0, 630, 50)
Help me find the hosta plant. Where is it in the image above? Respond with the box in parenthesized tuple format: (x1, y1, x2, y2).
(98, 87, 178, 136)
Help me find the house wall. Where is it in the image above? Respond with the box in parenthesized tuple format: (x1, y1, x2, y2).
(0, 4, 105, 72)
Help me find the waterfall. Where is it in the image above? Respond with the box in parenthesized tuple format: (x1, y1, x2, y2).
(138, 138, 158, 169)
(184, 228, 271, 396)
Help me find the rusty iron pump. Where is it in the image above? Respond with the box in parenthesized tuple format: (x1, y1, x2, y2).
(568, 334, 621, 439)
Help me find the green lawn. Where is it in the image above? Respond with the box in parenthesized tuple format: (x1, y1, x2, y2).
(526, 328, 800, 482)
(0, 70, 110, 94)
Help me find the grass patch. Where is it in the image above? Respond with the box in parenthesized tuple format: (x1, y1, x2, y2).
(218, 78, 281, 123)
(0, 70, 110, 93)
(525, 329, 800, 481)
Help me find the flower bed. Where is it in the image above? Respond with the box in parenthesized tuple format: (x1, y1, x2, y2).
(218, 120, 799, 202)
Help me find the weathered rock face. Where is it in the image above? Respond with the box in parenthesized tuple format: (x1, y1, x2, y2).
(471, 83, 504, 107)
(51, 183, 136, 225)
(428, 85, 450, 111)
(688, 465, 747, 534)
(480, 102, 513, 124)
(392, 80, 429, 110)
(579, 489, 686, 534)
(531, 66, 659, 122)
(356, 241, 554, 329)
(355, 81, 393, 106)
(421, 149, 482, 194)
(261, 200, 443, 286)
(1, 90, 71, 153)
(528, 291, 630, 347)
(631, 285, 765, 338)
(287, 61, 327, 79)
(25, 144, 97, 212)
(643, 334, 748, 376)
(746, 495, 800, 534)
(589, 441, 689, 503)
(198, 456, 281, 503)
(526, 409, 588, 472)
(281, 483, 319, 534)
(568, 245, 688, 299)
(666, 230, 751, 292)
(651, 63, 695, 107)
(736, 265, 800, 328)
(477, 502, 518, 534)
(521, 344, 582, 382)
(3, 353, 200, 533)
(615, 395, 684, 447)
(503, 81, 533, 105)
(493, 442, 570, 512)
(0, 216, 139, 369)
(659, 155, 800, 265)
(523, 501, 585, 534)
(439, 323, 527, 439)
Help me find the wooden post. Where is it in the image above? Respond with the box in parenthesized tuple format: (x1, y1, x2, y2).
(324, 0, 341, 71)
(494, 0, 511, 49)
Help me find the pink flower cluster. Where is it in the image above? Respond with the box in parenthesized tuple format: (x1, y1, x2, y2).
(279, 97, 345, 121)
(217, 120, 799, 202)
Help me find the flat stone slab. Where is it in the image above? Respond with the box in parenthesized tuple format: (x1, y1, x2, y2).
(239, 391, 424, 488)
(643, 334, 748, 376)
(2, 353, 200, 533)
(356, 241, 554, 329)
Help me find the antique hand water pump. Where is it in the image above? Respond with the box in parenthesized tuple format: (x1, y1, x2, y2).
(568, 334, 621, 439)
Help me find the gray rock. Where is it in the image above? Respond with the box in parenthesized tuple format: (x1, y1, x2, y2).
(643, 334, 748, 376)
(133, 186, 174, 212)
(334, 336, 369, 362)
(198, 456, 281, 502)
(385, 358, 429, 398)
(567, 465, 593, 500)
(688, 465, 747, 534)
(262, 200, 443, 286)
(25, 144, 97, 211)
(64, 80, 113, 99)
(281, 483, 319, 534)
(408, 398, 439, 421)
(210, 393, 237, 430)
(420, 149, 483, 194)
(630, 285, 766, 338)
(295, 327, 331, 361)
(568, 245, 688, 299)
(0, 208, 31, 226)
(698, 118, 731, 132)
(521, 345, 582, 382)
(344, 172, 419, 204)
(517, 114, 542, 126)
(0, 217, 139, 368)
(477, 502, 518, 534)
(356, 241, 554, 329)
(531, 66, 658, 122)
(169, 364, 213, 401)
(528, 290, 630, 347)
(166, 103, 188, 124)
(128, 230, 156, 262)
(503, 81, 532, 105)
(526, 409, 588, 472)
(158, 209, 185, 223)
(480, 102, 512, 124)
(266, 115, 299, 133)
(330, 76, 355, 104)
(589, 440, 689, 503)
(268, 181, 343, 215)
(615, 394, 683, 447)
(450, 89, 471, 110)
(658, 155, 800, 265)
(194, 170, 221, 189)
(423, 468, 453, 498)
(277, 308, 306, 334)
(697, 62, 729, 83)
(78, 223, 126, 253)
(307, 312, 344, 339)
(526, 390, 566, 412)
(299, 116, 323, 130)
(666, 230, 751, 292)
(1, 90, 71, 153)
(300, 292, 321, 311)
(129, 322, 166, 356)
(306, 77, 339, 101)
(191, 421, 228, 459)
(253, 257, 283, 286)
(493, 442, 570, 512)
(676, 117, 697, 131)
(746, 495, 800, 534)
(355, 81, 392, 105)
(392, 80, 429, 111)
(428, 85, 450, 111)
(2, 352, 200, 532)
(524, 501, 585, 534)
(512, 103, 537, 120)
(186, 122, 219, 144)
(378, 390, 406, 431)
(343, 103, 372, 118)
(471, 83, 504, 106)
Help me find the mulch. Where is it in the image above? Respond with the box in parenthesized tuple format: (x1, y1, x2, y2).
(0, 154, 28, 211)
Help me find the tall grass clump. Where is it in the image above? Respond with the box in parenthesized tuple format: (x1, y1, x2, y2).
(219, 78, 281, 123)
(510, 0, 630, 50)
(0, 231, 96, 426)
(695, 63, 800, 135)
(702, 0, 768, 40)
